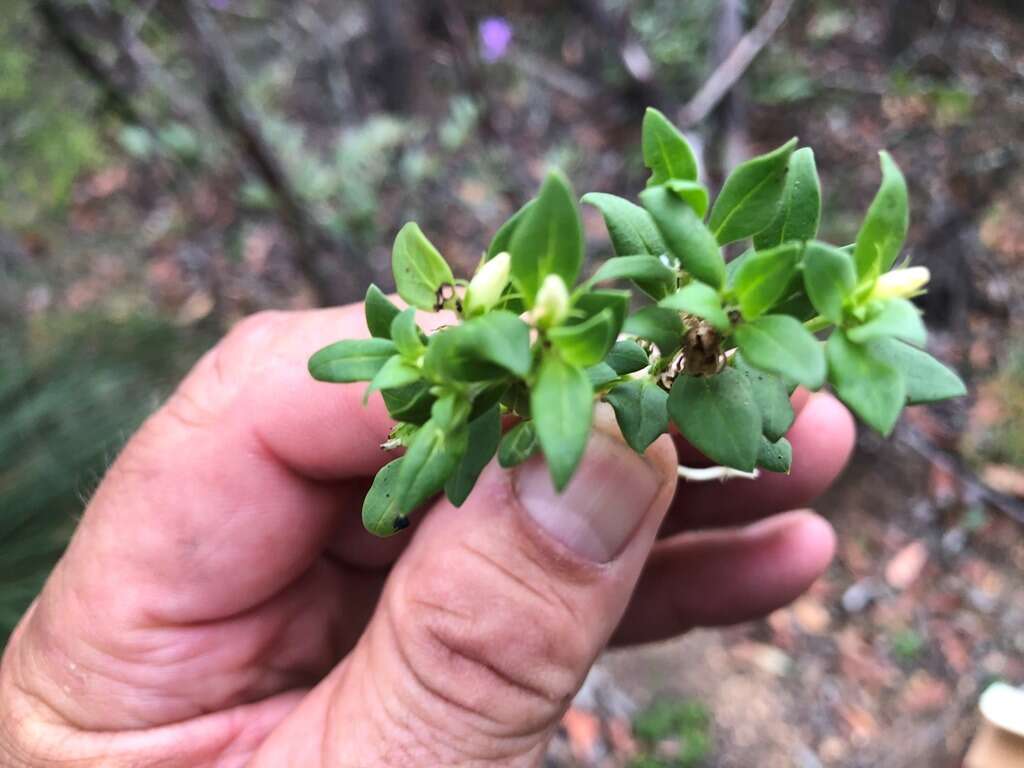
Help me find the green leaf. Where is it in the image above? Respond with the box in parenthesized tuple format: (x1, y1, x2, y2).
(735, 353, 795, 442)
(734, 314, 826, 389)
(445, 405, 501, 507)
(641, 185, 725, 289)
(397, 414, 469, 514)
(586, 362, 621, 389)
(708, 138, 798, 246)
(365, 355, 421, 401)
(642, 107, 699, 185)
(868, 338, 966, 405)
(624, 306, 685, 357)
(588, 255, 677, 300)
(390, 308, 424, 359)
(732, 242, 802, 319)
(382, 381, 435, 424)
(365, 284, 401, 339)
(753, 147, 821, 249)
(664, 179, 710, 219)
(605, 340, 649, 375)
(803, 241, 856, 325)
(605, 379, 669, 454)
(659, 282, 730, 333)
(487, 199, 534, 260)
(826, 329, 905, 435)
(509, 170, 584, 303)
(362, 458, 409, 536)
(309, 338, 396, 383)
(498, 420, 539, 468)
(392, 222, 455, 310)
(573, 289, 630, 333)
(757, 436, 793, 473)
(854, 151, 909, 284)
(847, 298, 926, 347)
(549, 308, 618, 367)
(581, 193, 667, 257)
(668, 368, 762, 471)
(423, 310, 532, 381)
(532, 353, 594, 490)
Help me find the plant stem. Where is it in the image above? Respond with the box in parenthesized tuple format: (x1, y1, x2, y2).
(803, 315, 833, 334)
(677, 465, 760, 482)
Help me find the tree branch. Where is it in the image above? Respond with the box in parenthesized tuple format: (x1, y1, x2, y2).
(677, 0, 795, 128)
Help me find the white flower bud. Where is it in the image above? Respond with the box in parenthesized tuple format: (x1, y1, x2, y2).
(464, 251, 511, 316)
(532, 274, 571, 329)
(870, 266, 930, 300)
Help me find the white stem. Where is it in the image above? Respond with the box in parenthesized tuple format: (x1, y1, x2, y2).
(677, 465, 760, 482)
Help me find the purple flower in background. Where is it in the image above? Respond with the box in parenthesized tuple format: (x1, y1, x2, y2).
(479, 17, 512, 62)
(208, 0, 231, 10)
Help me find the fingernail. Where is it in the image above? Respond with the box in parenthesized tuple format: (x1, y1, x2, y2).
(515, 431, 662, 563)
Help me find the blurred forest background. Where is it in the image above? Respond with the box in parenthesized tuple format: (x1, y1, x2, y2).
(1, 0, 1023, 765)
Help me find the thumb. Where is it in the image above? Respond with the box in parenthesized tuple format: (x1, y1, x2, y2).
(256, 410, 678, 766)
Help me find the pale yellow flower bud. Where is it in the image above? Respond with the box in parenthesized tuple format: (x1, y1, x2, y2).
(464, 251, 511, 315)
(532, 274, 571, 329)
(870, 266, 931, 300)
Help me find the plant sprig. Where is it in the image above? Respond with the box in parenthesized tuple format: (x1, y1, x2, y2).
(309, 106, 966, 537)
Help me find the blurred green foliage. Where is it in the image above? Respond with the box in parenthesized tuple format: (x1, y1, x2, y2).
(0, 315, 211, 645)
(630, 696, 712, 767)
(0, 1, 106, 229)
(963, 344, 1024, 469)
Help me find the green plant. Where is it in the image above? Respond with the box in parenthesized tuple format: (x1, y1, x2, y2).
(309, 107, 966, 536)
(631, 696, 712, 767)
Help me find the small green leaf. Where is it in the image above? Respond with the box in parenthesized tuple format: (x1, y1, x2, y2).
(509, 170, 584, 303)
(365, 284, 401, 339)
(397, 414, 469, 514)
(847, 298, 926, 347)
(708, 138, 798, 246)
(423, 310, 532, 381)
(581, 193, 666, 257)
(573, 289, 630, 333)
(754, 147, 821, 249)
(734, 353, 795, 442)
(659, 282, 730, 333)
(664, 179, 710, 219)
(868, 338, 966, 405)
(365, 355, 421, 400)
(487, 199, 535, 260)
(668, 368, 762, 471)
(624, 306, 685, 357)
(734, 314, 826, 389)
(803, 241, 856, 325)
(641, 185, 725, 289)
(309, 338, 397, 383)
(732, 242, 802, 319)
(588, 255, 677, 300)
(757, 436, 793, 473)
(586, 362, 621, 389)
(826, 329, 905, 435)
(390, 308, 424, 359)
(498, 420, 539, 468)
(642, 107, 699, 185)
(362, 457, 408, 536)
(605, 379, 669, 454)
(382, 381, 435, 424)
(445, 405, 501, 507)
(549, 308, 618, 367)
(605, 340, 649, 375)
(854, 151, 909, 284)
(532, 353, 594, 490)
(392, 222, 455, 310)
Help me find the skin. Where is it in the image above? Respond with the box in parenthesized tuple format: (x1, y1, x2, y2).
(0, 303, 855, 767)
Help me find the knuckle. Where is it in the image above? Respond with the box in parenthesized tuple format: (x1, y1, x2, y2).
(389, 541, 588, 736)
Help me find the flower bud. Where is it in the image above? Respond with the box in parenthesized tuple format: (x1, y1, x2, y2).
(532, 274, 571, 329)
(464, 251, 512, 316)
(870, 266, 930, 300)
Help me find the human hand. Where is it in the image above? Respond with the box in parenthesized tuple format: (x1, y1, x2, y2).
(0, 302, 854, 766)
